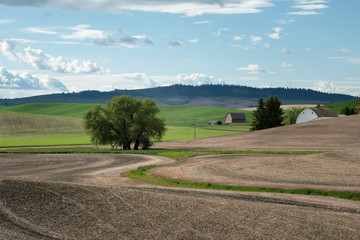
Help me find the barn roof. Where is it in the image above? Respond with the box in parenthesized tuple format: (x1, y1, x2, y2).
(208, 120, 222, 124)
(310, 107, 338, 118)
(227, 112, 246, 120)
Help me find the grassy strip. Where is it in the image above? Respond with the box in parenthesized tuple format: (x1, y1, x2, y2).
(0, 147, 321, 158)
(123, 165, 360, 201)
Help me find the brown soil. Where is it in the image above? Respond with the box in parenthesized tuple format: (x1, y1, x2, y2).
(241, 104, 316, 111)
(1, 115, 360, 239)
(154, 114, 360, 151)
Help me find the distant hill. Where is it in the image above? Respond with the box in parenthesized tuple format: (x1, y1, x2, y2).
(0, 84, 355, 108)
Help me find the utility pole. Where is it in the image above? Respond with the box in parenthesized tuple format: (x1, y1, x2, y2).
(193, 119, 196, 139)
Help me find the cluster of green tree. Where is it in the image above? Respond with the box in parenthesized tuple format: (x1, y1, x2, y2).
(0, 84, 355, 106)
(83, 96, 166, 150)
(341, 102, 359, 115)
(250, 96, 284, 131)
(282, 107, 306, 125)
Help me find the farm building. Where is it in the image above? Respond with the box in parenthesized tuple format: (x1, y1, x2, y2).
(296, 107, 338, 124)
(207, 120, 222, 125)
(225, 112, 246, 124)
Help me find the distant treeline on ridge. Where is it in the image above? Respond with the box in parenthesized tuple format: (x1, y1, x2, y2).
(0, 84, 355, 107)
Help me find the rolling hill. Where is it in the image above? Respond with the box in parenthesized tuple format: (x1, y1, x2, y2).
(0, 84, 355, 108)
(4, 103, 252, 126)
(0, 104, 252, 146)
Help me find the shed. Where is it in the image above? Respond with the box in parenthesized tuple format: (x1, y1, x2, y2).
(296, 107, 338, 124)
(207, 120, 222, 125)
(225, 112, 246, 124)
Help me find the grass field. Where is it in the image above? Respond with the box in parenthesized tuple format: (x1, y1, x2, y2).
(324, 99, 359, 114)
(5, 103, 252, 125)
(0, 103, 252, 146)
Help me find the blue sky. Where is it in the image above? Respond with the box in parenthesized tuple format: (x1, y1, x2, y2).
(0, 0, 359, 98)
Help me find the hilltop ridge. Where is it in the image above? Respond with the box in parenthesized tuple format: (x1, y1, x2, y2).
(0, 84, 355, 107)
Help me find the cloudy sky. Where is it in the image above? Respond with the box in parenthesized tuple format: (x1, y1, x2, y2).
(0, 0, 359, 98)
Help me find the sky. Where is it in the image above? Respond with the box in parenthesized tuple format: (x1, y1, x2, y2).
(0, 0, 359, 98)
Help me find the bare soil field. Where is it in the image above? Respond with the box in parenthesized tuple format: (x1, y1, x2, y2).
(154, 114, 360, 151)
(240, 104, 316, 111)
(1, 115, 360, 239)
(151, 151, 360, 192)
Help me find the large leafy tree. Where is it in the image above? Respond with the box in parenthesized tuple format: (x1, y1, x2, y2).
(83, 95, 166, 150)
(282, 107, 306, 125)
(250, 95, 284, 131)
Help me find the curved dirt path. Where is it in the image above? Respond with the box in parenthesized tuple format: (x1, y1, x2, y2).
(0, 153, 174, 186)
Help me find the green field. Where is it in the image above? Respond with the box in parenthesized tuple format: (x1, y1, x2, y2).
(0, 103, 252, 147)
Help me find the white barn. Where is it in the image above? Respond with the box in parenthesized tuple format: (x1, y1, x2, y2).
(296, 107, 338, 124)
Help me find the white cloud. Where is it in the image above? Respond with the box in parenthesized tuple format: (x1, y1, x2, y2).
(188, 39, 199, 43)
(282, 62, 292, 68)
(120, 34, 154, 48)
(1, 39, 104, 73)
(281, 62, 293, 71)
(267, 27, 282, 40)
(250, 35, 262, 44)
(339, 49, 351, 53)
(295, 0, 328, 4)
(0, 19, 14, 24)
(61, 25, 115, 46)
(57, 72, 226, 93)
(230, 44, 255, 50)
(213, 28, 230, 36)
(169, 40, 184, 47)
(58, 73, 159, 92)
(289, 0, 329, 15)
(0, 66, 68, 91)
(176, 73, 226, 85)
(0, 0, 275, 17)
(292, 4, 329, 10)
(237, 64, 266, 73)
(329, 57, 360, 66)
(23, 27, 58, 35)
(313, 80, 360, 96)
(276, 19, 295, 24)
(287, 11, 321, 15)
(264, 43, 270, 48)
(194, 20, 211, 24)
(233, 36, 243, 41)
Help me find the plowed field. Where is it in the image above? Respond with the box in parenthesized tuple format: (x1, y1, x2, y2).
(1, 115, 360, 239)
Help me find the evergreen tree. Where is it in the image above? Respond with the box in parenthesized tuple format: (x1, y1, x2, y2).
(250, 97, 266, 131)
(250, 96, 283, 131)
(265, 95, 284, 128)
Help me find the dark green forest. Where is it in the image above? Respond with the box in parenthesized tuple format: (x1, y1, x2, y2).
(0, 84, 355, 107)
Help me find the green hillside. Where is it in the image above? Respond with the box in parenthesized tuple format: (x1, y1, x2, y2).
(0, 111, 89, 147)
(0, 103, 252, 147)
(324, 99, 359, 114)
(5, 103, 252, 126)
(6, 103, 99, 119)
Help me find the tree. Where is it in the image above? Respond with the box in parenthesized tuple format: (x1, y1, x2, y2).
(250, 95, 283, 131)
(340, 105, 357, 115)
(83, 95, 166, 150)
(250, 97, 266, 131)
(282, 107, 305, 125)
